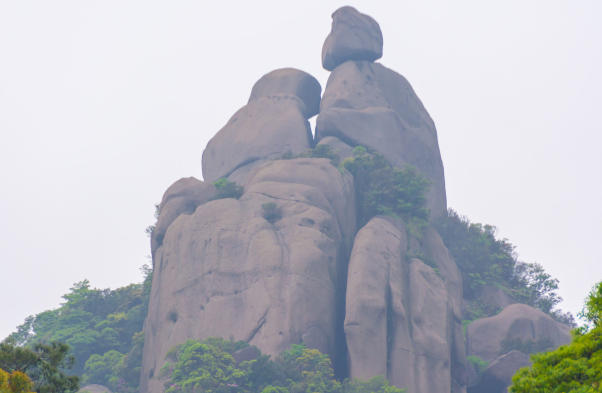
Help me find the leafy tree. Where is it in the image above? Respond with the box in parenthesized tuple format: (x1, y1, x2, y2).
(509, 281, 602, 392)
(0, 340, 79, 393)
(0, 369, 34, 393)
(342, 147, 431, 229)
(5, 265, 153, 393)
(82, 350, 124, 387)
(434, 209, 575, 326)
(212, 179, 244, 200)
(161, 338, 405, 393)
(578, 281, 602, 333)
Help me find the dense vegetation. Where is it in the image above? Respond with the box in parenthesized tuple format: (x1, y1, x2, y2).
(5, 266, 153, 393)
(509, 281, 602, 392)
(0, 339, 79, 393)
(341, 147, 431, 230)
(159, 338, 403, 393)
(433, 209, 575, 326)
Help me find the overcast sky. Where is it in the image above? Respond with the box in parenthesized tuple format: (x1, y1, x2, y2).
(1, 1, 601, 340)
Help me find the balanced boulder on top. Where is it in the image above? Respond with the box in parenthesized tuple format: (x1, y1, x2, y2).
(322, 6, 383, 71)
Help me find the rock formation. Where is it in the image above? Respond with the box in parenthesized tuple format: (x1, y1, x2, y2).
(466, 303, 572, 363)
(139, 6, 557, 393)
(78, 385, 112, 393)
(468, 350, 532, 393)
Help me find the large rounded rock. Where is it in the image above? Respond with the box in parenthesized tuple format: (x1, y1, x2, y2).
(78, 385, 112, 393)
(345, 217, 466, 392)
(466, 303, 572, 362)
(202, 94, 312, 184)
(316, 60, 447, 218)
(249, 68, 322, 118)
(468, 350, 532, 393)
(322, 7, 383, 71)
(141, 158, 355, 393)
(150, 177, 216, 261)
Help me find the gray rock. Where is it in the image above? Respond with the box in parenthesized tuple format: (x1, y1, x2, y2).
(322, 7, 383, 71)
(466, 303, 572, 362)
(302, 326, 330, 355)
(202, 94, 312, 184)
(316, 60, 447, 218)
(141, 158, 355, 393)
(151, 177, 216, 261)
(249, 68, 322, 119)
(345, 217, 466, 393)
(468, 350, 531, 393)
(232, 346, 260, 364)
(316, 136, 354, 162)
(466, 359, 480, 388)
(481, 285, 517, 311)
(78, 385, 112, 393)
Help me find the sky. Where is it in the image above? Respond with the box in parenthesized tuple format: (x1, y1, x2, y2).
(1, 1, 601, 340)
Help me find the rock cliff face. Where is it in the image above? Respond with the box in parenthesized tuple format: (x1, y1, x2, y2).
(141, 6, 462, 393)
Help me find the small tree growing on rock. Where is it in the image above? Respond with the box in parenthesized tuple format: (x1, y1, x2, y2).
(262, 203, 282, 224)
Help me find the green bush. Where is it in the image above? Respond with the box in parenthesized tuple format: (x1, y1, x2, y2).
(467, 356, 489, 375)
(434, 209, 574, 326)
(277, 145, 341, 167)
(161, 338, 405, 393)
(509, 282, 602, 392)
(262, 203, 282, 224)
(342, 147, 431, 229)
(212, 178, 244, 200)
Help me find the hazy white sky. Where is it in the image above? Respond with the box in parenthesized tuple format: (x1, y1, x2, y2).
(1, 1, 601, 340)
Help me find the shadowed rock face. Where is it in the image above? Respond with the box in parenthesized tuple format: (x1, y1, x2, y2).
(150, 177, 217, 261)
(316, 60, 447, 218)
(466, 303, 572, 362)
(468, 350, 532, 393)
(140, 158, 355, 393)
(322, 6, 383, 71)
(345, 217, 466, 393)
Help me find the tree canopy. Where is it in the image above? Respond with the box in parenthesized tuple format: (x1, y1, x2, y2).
(509, 281, 602, 392)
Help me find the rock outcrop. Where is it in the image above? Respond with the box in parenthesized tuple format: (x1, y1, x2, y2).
(344, 217, 466, 393)
(78, 385, 112, 393)
(141, 158, 355, 393)
(202, 68, 319, 185)
(150, 177, 216, 261)
(322, 7, 383, 71)
(142, 6, 465, 393)
(468, 350, 532, 393)
(316, 60, 447, 218)
(466, 303, 572, 362)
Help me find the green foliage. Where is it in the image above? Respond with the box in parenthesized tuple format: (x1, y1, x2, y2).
(509, 324, 602, 392)
(466, 356, 489, 375)
(5, 265, 154, 393)
(578, 281, 602, 333)
(261, 203, 282, 224)
(498, 335, 555, 357)
(0, 340, 79, 393)
(145, 203, 160, 238)
(296, 145, 341, 167)
(212, 178, 244, 200)
(162, 338, 405, 393)
(0, 368, 35, 393)
(434, 209, 574, 326)
(342, 147, 431, 228)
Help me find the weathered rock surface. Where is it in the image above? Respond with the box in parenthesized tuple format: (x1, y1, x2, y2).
(468, 350, 532, 393)
(202, 70, 318, 184)
(322, 6, 383, 71)
(141, 158, 355, 393)
(249, 68, 322, 119)
(151, 177, 217, 261)
(232, 347, 260, 364)
(316, 60, 447, 218)
(345, 217, 466, 392)
(466, 303, 572, 362)
(316, 136, 354, 162)
(78, 385, 112, 393)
